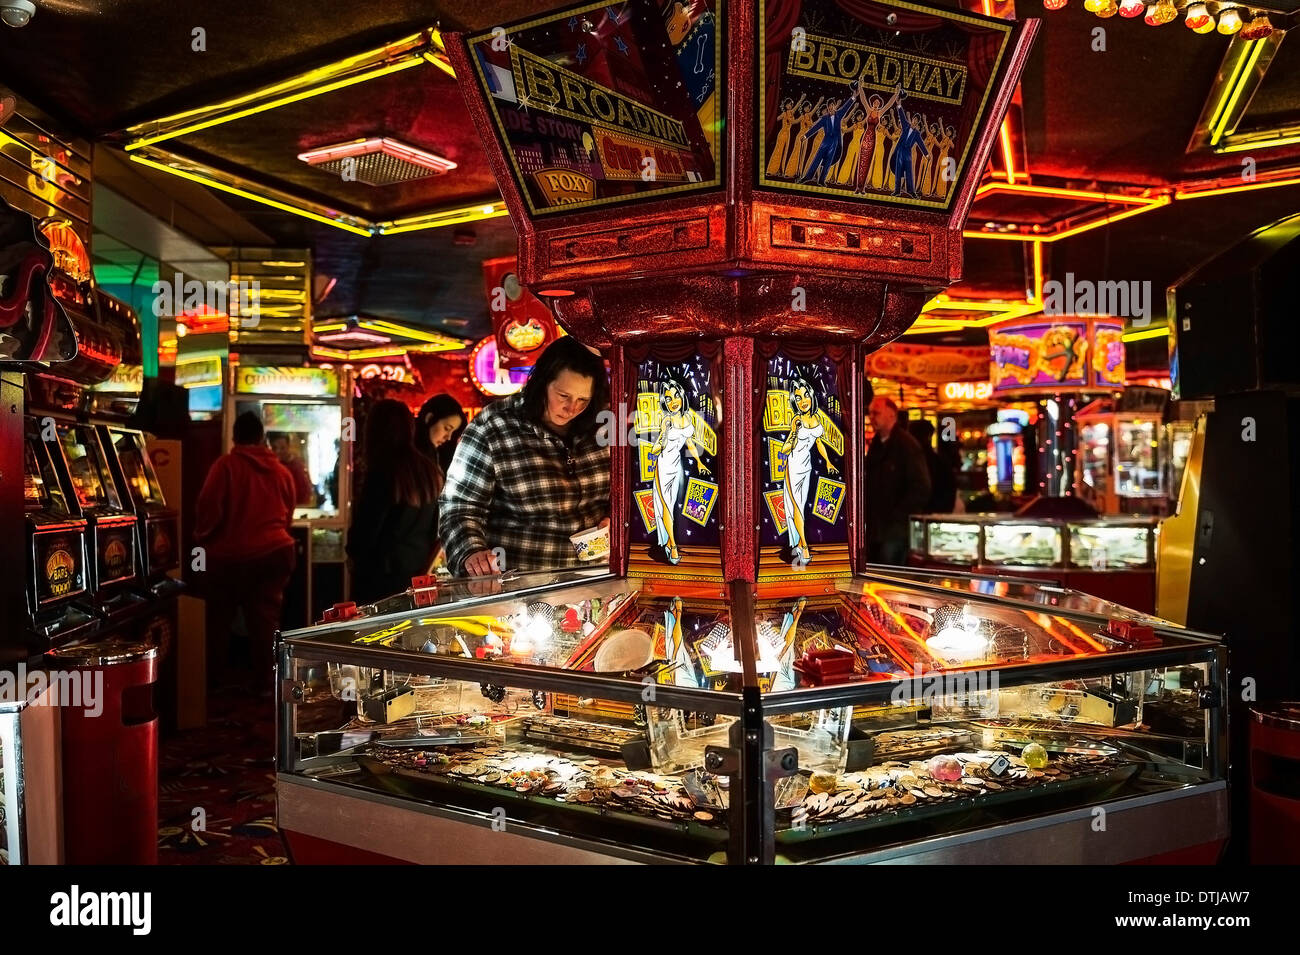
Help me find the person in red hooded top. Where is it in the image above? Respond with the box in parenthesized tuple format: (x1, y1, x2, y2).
(195, 411, 297, 695)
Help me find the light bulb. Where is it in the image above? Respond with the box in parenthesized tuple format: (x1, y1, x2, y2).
(1096, 0, 1118, 16)
(1185, 2, 1214, 31)
(1119, 0, 1145, 15)
(1145, 0, 1177, 24)
(1043, 0, 1069, 8)
(1217, 7, 1243, 33)
(1083, 0, 1104, 8)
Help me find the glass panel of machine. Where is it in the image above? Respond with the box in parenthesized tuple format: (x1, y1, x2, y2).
(57, 424, 121, 510)
(24, 433, 68, 513)
(982, 521, 1061, 568)
(108, 429, 161, 505)
(758, 0, 1014, 212)
(1114, 418, 1162, 497)
(236, 400, 341, 515)
(295, 575, 751, 691)
(465, 0, 724, 216)
(285, 655, 730, 861)
(927, 520, 980, 563)
(773, 659, 1212, 859)
(1068, 523, 1152, 570)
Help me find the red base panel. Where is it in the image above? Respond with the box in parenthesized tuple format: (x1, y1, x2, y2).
(282, 829, 413, 865)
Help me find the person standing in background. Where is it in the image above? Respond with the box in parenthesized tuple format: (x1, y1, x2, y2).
(195, 411, 297, 694)
(865, 397, 931, 564)
(270, 433, 315, 506)
(347, 400, 442, 603)
(440, 337, 610, 577)
(908, 418, 958, 514)
(414, 393, 466, 492)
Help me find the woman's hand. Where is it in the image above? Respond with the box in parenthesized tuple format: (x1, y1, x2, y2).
(464, 549, 500, 577)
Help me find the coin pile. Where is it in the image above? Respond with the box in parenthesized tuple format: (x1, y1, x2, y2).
(872, 728, 974, 761)
(790, 749, 1124, 828)
(362, 742, 721, 826)
(521, 715, 644, 754)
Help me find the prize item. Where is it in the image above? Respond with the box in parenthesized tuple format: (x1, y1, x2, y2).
(809, 771, 839, 794)
(794, 648, 856, 685)
(927, 755, 963, 782)
(593, 629, 655, 672)
(988, 754, 1011, 776)
(570, 524, 610, 562)
(1021, 742, 1049, 768)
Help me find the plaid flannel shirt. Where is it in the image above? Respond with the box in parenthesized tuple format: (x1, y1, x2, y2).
(439, 393, 610, 576)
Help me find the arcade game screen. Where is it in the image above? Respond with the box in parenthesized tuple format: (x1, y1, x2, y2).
(57, 424, 122, 511)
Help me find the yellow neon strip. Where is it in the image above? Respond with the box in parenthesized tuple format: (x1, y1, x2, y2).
(1218, 133, 1300, 154)
(125, 58, 425, 150)
(260, 260, 307, 268)
(1031, 241, 1044, 304)
(1000, 121, 1017, 183)
(130, 31, 430, 126)
(1047, 195, 1170, 241)
(313, 323, 348, 333)
(377, 204, 510, 234)
(1211, 41, 1265, 145)
(975, 181, 1157, 205)
(1206, 42, 1254, 146)
(1176, 173, 1300, 198)
(128, 155, 373, 236)
(1122, 326, 1170, 342)
(421, 50, 458, 78)
(359, 320, 462, 345)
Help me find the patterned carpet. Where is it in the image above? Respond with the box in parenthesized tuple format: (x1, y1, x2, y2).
(158, 688, 290, 865)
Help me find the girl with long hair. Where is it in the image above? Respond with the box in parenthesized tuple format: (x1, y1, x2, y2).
(347, 399, 442, 603)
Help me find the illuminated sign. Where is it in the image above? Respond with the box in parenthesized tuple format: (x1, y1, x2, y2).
(759, 0, 1014, 210)
(469, 337, 528, 397)
(942, 381, 993, 401)
(235, 365, 339, 396)
(39, 219, 92, 285)
(358, 363, 411, 383)
(867, 343, 990, 384)
(990, 318, 1124, 394)
(175, 355, 224, 389)
(466, 0, 722, 215)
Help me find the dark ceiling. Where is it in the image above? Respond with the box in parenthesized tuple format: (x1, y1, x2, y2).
(4, 0, 1300, 348)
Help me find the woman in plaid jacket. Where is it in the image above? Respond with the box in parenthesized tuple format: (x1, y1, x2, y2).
(440, 337, 611, 576)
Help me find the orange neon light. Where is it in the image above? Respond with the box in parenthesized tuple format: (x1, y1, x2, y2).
(1175, 174, 1300, 200)
(974, 182, 1158, 205)
(1000, 122, 1017, 183)
(1054, 616, 1109, 653)
(1026, 611, 1084, 655)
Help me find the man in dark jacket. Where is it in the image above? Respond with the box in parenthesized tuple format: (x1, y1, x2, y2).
(865, 397, 931, 565)
(195, 411, 297, 693)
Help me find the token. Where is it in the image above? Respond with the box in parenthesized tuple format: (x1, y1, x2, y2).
(1056, 772, 1071, 780)
(576, 790, 594, 802)
(693, 811, 714, 821)
(923, 786, 944, 798)
(515, 785, 530, 792)
(900, 794, 917, 805)
(984, 780, 1002, 791)
(909, 788, 927, 798)
(1044, 768, 1061, 776)
(1027, 770, 1045, 778)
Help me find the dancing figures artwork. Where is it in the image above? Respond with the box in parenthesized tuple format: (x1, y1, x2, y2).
(759, 0, 1014, 210)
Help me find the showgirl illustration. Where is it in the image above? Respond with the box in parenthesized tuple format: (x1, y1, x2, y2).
(851, 84, 900, 195)
(770, 597, 808, 692)
(766, 93, 807, 178)
(663, 596, 698, 687)
(780, 376, 838, 565)
(649, 376, 711, 565)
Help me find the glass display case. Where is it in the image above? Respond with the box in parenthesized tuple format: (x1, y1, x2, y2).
(910, 515, 1157, 573)
(1076, 411, 1166, 515)
(1067, 520, 1155, 571)
(982, 520, 1063, 569)
(277, 567, 1226, 865)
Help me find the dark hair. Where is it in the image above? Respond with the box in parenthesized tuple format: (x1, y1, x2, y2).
(787, 376, 819, 415)
(414, 393, 466, 470)
(233, 411, 264, 445)
(363, 399, 440, 508)
(871, 395, 900, 414)
(520, 336, 609, 439)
